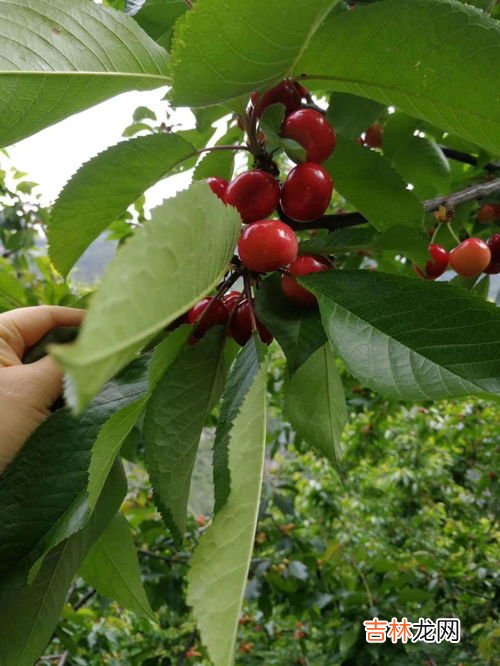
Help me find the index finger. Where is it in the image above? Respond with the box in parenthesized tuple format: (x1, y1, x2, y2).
(0, 306, 85, 357)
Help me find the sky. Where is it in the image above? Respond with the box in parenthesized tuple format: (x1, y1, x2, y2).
(5, 88, 195, 210)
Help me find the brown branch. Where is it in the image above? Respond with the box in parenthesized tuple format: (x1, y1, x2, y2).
(424, 177, 500, 213)
(278, 178, 500, 232)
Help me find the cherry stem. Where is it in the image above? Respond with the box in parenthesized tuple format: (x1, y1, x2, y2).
(243, 273, 258, 334)
(195, 144, 252, 157)
(191, 269, 241, 338)
(183, 0, 193, 8)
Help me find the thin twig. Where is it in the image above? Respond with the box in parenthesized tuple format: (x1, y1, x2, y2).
(243, 274, 258, 333)
(183, 0, 193, 8)
(196, 144, 252, 157)
(56, 652, 69, 666)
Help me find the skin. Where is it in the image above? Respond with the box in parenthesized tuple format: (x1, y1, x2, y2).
(0, 306, 84, 475)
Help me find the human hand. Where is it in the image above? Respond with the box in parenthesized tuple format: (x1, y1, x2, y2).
(0, 306, 84, 475)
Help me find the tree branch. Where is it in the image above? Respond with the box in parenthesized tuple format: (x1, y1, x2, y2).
(424, 177, 500, 213)
(278, 178, 500, 233)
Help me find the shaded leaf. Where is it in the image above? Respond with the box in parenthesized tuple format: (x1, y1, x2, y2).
(144, 328, 228, 546)
(327, 93, 384, 139)
(213, 337, 268, 513)
(79, 512, 155, 621)
(0, 357, 149, 580)
(325, 135, 423, 231)
(0, 462, 126, 666)
(255, 273, 326, 373)
(285, 343, 347, 463)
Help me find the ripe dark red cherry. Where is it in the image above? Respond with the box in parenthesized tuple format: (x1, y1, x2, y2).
(207, 176, 229, 201)
(281, 109, 336, 163)
(478, 203, 500, 223)
(449, 238, 491, 277)
(230, 300, 273, 346)
(222, 290, 242, 313)
(253, 80, 302, 118)
(224, 170, 280, 223)
(281, 162, 333, 222)
(238, 219, 298, 273)
(282, 254, 332, 306)
(425, 243, 449, 279)
(293, 81, 309, 99)
(364, 123, 383, 148)
(187, 297, 229, 338)
(484, 233, 500, 274)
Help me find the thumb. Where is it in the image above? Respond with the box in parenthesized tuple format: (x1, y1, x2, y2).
(22, 355, 65, 410)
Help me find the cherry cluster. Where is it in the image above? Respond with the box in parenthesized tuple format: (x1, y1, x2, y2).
(179, 79, 499, 346)
(186, 80, 338, 345)
(417, 234, 499, 280)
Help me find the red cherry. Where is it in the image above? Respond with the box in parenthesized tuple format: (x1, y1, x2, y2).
(364, 123, 383, 148)
(425, 243, 449, 279)
(238, 220, 298, 273)
(207, 177, 229, 202)
(449, 238, 491, 277)
(253, 80, 302, 118)
(477, 203, 500, 223)
(222, 290, 242, 313)
(281, 109, 336, 163)
(281, 162, 333, 222)
(484, 233, 500, 274)
(187, 297, 228, 338)
(230, 300, 273, 346)
(282, 254, 332, 306)
(224, 170, 280, 223)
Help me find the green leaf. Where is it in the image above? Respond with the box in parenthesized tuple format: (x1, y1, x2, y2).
(87, 398, 148, 512)
(133, 0, 187, 49)
(327, 93, 384, 140)
(187, 341, 268, 666)
(144, 328, 228, 547)
(213, 337, 268, 513)
(375, 226, 429, 266)
(51, 182, 241, 412)
(302, 270, 500, 400)
(0, 462, 126, 666)
(391, 136, 451, 199)
(296, 0, 500, 154)
(49, 134, 196, 276)
(255, 273, 326, 373)
(87, 327, 191, 518)
(325, 135, 423, 231)
(170, 0, 337, 107)
(285, 343, 347, 464)
(299, 227, 379, 255)
(79, 513, 155, 622)
(0, 357, 149, 580)
(0, 0, 169, 147)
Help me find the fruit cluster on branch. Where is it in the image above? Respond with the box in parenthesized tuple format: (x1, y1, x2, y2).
(176, 80, 499, 344)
